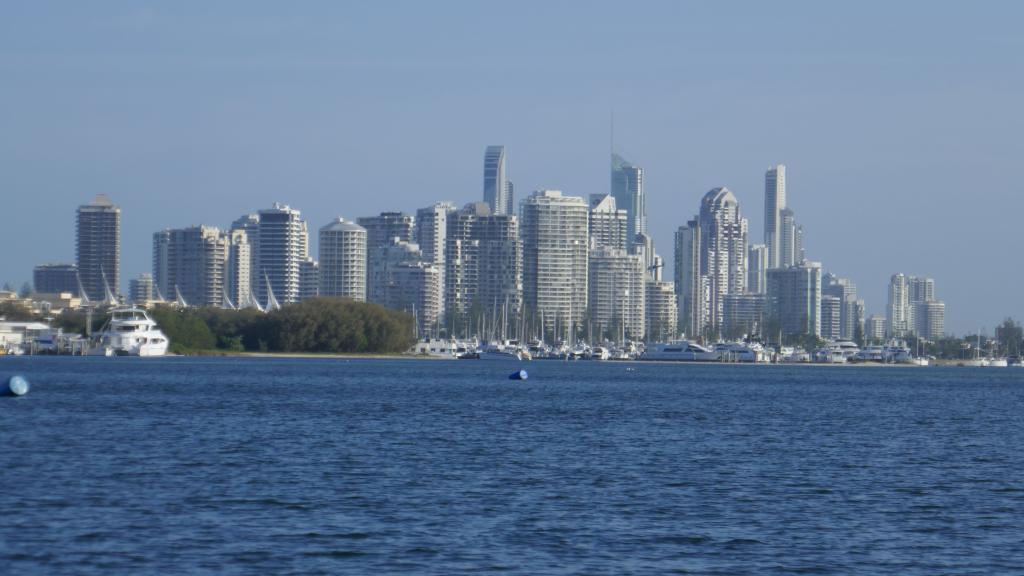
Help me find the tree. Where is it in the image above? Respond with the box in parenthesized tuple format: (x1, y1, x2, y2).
(19, 282, 33, 298)
(996, 318, 1023, 357)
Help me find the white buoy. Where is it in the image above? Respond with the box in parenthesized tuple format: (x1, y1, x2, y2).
(509, 369, 528, 380)
(3, 375, 29, 397)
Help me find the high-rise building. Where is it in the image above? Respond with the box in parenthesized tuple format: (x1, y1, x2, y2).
(779, 208, 797, 267)
(368, 240, 421, 304)
(475, 213, 523, 338)
(722, 293, 767, 338)
(415, 203, 454, 270)
(521, 190, 589, 340)
(698, 187, 748, 332)
(674, 219, 706, 338)
(299, 258, 319, 301)
(368, 239, 441, 337)
(483, 145, 510, 216)
(358, 211, 414, 301)
(866, 315, 887, 342)
(318, 217, 367, 301)
(823, 273, 860, 340)
(588, 194, 628, 251)
(611, 154, 645, 246)
(747, 244, 768, 294)
(633, 232, 659, 281)
(230, 214, 260, 299)
(255, 203, 308, 306)
(33, 263, 79, 295)
(903, 276, 942, 339)
(226, 229, 252, 308)
(914, 300, 945, 340)
(442, 202, 522, 338)
(415, 202, 455, 317)
(152, 226, 229, 307)
(794, 224, 805, 264)
(445, 202, 487, 327)
(76, 194, 121, 301)
(129, 273, 154, 305)
(887, 273, 910, 337)
(767, 262, 822, 339)
(764, 165, 786, 269)
(821, 295, 842, 341)
(357, 212, 415, 251)
(909, 276, 935, 304)
(645, 280, 678, 343)
(587, 247, 646, 341)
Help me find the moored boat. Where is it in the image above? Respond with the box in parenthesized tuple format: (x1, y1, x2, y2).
(88, 307, 170, 357)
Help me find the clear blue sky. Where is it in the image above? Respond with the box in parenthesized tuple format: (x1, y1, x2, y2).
(2, 1, 1021, 334)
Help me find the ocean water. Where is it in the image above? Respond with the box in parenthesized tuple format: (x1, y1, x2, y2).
(1, 357, 1023, 575)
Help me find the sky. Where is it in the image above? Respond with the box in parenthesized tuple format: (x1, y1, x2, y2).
(1, 1, 1022, 335)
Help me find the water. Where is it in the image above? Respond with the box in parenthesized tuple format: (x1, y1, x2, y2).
(2, 357, 1023, 574)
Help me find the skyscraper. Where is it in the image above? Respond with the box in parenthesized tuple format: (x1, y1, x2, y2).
(318, 217, 367, 301)
(674, 219, 706, 338)
(611, 154, 645, 246)
(747, 244, 768, 294)
(915, 300, 945, 340)
(587, 247, 646, 341)
(887, 273, 910, 337)
(698, 187, 748, 332)
(255, 203, 308, 306)
(821, 295, 842, 341)
(779, 207, 797, 267)
(645, 280, 678, 343)
(230, 213, 260, 300)
(475, 213, 523, 338)
(764, 165, 786, 269)
(76, 194, 121, 301)
(299, 258, 319, 301)
(357, 212, 415, 251)
(226, 229, 252, 308)
(588, 194, 628, 251)
(483, 145, 510, 216)
(767, 261, 822, 339)
(368, 239, 441, 336)
(723, 293, 767, 338)
(152, 226, 229, 307)
(521, 190, 589, 340)
(823, 273, 860, 340)
(415, 202, 455, 318)
(444, 202, 488, 328)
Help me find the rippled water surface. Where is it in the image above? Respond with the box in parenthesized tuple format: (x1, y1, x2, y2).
(2, 357, 1024, 574)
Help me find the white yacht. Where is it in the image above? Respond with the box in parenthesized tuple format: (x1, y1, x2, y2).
(89, 307, 170, 357)
(714, 342, 766, 363)
(641, 340, 719, 362)
(410, 338, 459, 358)
(477, 340, 526, 361)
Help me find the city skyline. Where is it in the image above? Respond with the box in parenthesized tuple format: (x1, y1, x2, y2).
(2, 2, 1023, 334)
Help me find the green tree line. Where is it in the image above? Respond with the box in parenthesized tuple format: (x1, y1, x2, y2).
(29, 298, 415, 355)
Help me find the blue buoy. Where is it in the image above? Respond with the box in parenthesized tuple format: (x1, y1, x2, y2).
(3, 375, 29, 397)
(509, 369, 528, 380)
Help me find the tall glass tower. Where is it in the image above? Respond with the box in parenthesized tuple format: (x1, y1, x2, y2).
(483, 145, 510, 216)
(611, 154, 645, 246)
(764, 165, 786, 269)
